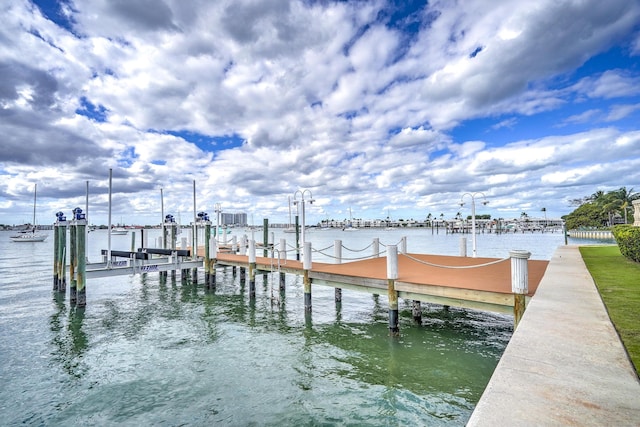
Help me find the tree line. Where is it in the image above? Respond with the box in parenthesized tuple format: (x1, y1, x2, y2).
(563, 187, 638, 230)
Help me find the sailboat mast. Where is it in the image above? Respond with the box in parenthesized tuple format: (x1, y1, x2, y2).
(33, 183, 37, 227)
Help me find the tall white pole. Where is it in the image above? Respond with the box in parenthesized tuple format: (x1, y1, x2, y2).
(193, 180, 197, 256)
(300, 196, 306, 250)
(461, 192, 487, 258)
(107, 169, 112, 265)
(471, 198, 477, 257)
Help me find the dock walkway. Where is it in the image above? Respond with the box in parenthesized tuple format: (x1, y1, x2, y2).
(467, 245, 640, 426)
(215, 251, 549, 315)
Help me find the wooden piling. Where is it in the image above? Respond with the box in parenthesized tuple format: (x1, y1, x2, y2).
(76, 219, 87, 307)
(53, 222, 59, 290)
(412, 300, 422, 323)
(303, 241, 312, 312)
(387, 245, 399, 336)
(460, 237, 467, 257)
(204, 222, 211, 287)
(510, 250, 531, 328)
(59, 222, 67, 293)
(209, 236, 217, 290)
(334, 239, 342, 303)
(279, 238, 286, 291)
(249, 239, 256, 298)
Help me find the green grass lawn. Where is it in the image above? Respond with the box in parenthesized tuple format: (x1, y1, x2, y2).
(580, 245, 640, 376)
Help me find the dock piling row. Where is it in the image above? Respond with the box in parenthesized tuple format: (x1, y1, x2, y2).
(50, 217, 537, 335)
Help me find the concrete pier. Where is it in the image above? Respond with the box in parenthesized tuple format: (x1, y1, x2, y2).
(467, 245, 640, 426)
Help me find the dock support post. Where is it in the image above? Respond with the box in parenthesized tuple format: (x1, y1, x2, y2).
(76, 218, 87, 307)
(295, 215, 300, 261)
(279, 238, 286, 291)
(372, 238, 379, 257)
(56, 219, 68, 293)
(69, 221, 76, 297)
(400, 236, 407, 254)
(334, 239, 342, 303)
(53, 221, 59, 290)
(387, 245, 399, 336)
(204, 222, 211, 286)
(412, 300, 422, 324)
(209, 237, 217, 289)
(460, 237, 467, 257)
(510, 250, 531, 328)
(262, 218, 269, 285)
(69, 222, 77, 303)
(303, 242, 312, 312)
(248, 239, 256, 299)
(169, 221, 177, 280)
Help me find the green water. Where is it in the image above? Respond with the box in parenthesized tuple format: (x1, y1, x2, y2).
(0, 230, 524, 426)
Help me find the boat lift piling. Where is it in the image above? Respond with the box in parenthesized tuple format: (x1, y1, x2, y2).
(303, 241, 312, 312)
(54, 212, 68, 293)
(334, 240, 342, 303)
(387, 245, 399, 336)
(248, 239, 256, 299)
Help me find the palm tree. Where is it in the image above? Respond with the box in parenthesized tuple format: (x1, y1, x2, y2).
(614, 187, 638, 224)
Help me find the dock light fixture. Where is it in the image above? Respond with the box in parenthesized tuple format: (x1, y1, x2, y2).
(56, 211, 66, 222)
(293, 189, 315, 255)
(460, 192, 488, 257)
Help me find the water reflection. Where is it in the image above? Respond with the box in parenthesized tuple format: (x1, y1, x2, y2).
(50, 294, 88, 379)
(40, 258, 509, 425)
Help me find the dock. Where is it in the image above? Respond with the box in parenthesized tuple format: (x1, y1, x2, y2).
(53, 209, 547, 331)
(214, 251, 549, 315)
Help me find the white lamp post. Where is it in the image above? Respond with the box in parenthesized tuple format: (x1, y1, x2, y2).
(460, 192, 488, 257)
(293, 189, 314, 255)
(214, 203, 222, 241)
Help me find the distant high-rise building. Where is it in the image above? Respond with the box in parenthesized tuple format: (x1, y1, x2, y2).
(220, 212, 247, 226)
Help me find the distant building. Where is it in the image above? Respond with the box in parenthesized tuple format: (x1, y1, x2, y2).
(220, 212, 247, 227)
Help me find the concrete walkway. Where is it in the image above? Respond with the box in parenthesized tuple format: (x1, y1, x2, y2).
(467, 245, 640, 426)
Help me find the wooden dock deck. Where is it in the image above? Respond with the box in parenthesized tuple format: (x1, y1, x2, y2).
(214, 252, 549, 315)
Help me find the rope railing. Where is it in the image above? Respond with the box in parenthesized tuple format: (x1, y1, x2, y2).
(254, 236, 405, 262)
(340, 242, 373, 252)
(313, 248, 389, 261)
(378, 237, 404, 248)
(400, 252, 509, 269)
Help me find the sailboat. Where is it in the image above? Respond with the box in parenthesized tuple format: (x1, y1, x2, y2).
(342, 207, 358, 231)
(10, 184, 47, 242)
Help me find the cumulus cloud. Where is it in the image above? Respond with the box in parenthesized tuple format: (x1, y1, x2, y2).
(0, 0, 639, 225)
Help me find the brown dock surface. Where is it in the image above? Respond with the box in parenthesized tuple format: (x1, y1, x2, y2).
(215, 252, 548, 298)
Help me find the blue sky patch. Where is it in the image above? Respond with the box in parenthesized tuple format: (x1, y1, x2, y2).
(76, 97, 108, 122)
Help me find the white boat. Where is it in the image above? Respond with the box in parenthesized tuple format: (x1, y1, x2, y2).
(10, 184, 47, 242)
(111, 227, 128, 235)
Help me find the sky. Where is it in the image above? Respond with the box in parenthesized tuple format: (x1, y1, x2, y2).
(1, 0, 640, 227)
